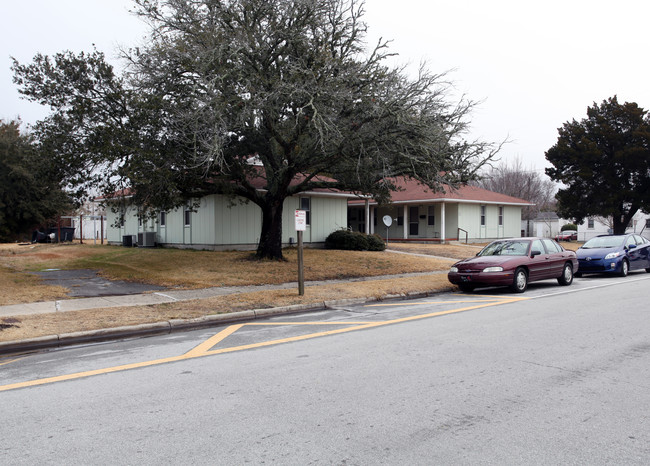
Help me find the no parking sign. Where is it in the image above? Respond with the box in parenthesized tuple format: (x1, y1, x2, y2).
(295, 210, 307, 231)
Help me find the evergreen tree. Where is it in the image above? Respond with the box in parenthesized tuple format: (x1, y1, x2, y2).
(0, 120, 72, 242)
(546, 96, 650, 234)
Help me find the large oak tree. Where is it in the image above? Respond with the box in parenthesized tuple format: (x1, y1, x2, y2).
(13, 0, 498, 259)
(545, 96, 650, 234)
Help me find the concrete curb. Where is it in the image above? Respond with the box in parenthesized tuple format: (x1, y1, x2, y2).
(0, 288, 451, 355)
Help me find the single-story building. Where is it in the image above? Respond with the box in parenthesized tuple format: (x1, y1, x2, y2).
(103, 174, 533, 249)
(103, 185, 356, 250)
(348, 178, 532, 243)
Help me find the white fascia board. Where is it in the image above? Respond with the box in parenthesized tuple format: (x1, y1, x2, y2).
(351, 198, 534, 206)
(295, 191, 362, 199)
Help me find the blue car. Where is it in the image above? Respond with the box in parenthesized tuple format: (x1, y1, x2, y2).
(575, 234, 650, 277)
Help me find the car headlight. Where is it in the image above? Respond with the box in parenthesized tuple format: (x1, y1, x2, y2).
(605, 251, 621, 260)
(483, 266, 503, 273)
(450, 266, 459, 273)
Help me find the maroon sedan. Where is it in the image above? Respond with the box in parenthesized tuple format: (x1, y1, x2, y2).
(448, 237, 578, 293)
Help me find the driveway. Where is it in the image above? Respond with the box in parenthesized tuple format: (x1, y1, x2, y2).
(31, 269, 166, 297)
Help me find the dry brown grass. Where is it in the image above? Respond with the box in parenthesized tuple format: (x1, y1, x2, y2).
(557, 241, 583, 251)
(0, 242, 462, 342)
(0, 274, 453, 341)
(0, 265, 69, 305)
(386, 242, 485, 258)
(0, 242, 470, 306)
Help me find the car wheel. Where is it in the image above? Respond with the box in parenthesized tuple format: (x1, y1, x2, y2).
(619, 259, 629, 277)
(646, 268, 650, 273)
(557, 262, 574, 286)
(458, 284, 475, 293)
(510, 267, 528, 293)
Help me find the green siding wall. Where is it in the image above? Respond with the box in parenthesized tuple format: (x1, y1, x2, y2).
(107, 193, 348, 248)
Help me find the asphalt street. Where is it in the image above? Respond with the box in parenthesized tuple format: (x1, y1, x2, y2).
(1, 273, 649, 464)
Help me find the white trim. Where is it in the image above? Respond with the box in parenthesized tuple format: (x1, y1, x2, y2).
(351, 198, 533, 207)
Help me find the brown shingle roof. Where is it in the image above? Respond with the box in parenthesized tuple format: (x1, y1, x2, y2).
(349, 177, 533, 206)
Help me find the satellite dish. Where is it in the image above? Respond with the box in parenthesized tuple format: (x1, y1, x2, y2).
(383, 215, 393, 227)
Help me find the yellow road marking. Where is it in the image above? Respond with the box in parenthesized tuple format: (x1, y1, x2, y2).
(184, 324, 244, 357)
(366, 299, 506, 307)
(0, 357, 24, 367)
(245, 321, 374, 326)
(201, 322, 383, 356)
(0, 296, 527, 392)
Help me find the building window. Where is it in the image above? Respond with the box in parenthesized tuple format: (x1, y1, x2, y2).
(587, 218, 594, 229)
(138, 215, 142, 227)
(184, 205, 191, 227)
(300, 197, 310, 225)
(428, 206, 435, 226)
(498, 206, 504, 226)
(373, 208, 377, 226)
(480, 205, 486, 226)
(160, 211, 166, 227)
(645, 219, 650, 229)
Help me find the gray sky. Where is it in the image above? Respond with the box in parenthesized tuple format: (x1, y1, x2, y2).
(3, 0, 649, 171)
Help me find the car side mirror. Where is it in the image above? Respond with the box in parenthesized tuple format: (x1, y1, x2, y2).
(531, 250, 542, 257)
(628, 244, 636, 250)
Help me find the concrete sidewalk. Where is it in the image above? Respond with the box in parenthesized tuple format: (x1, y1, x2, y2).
(0, 269, 455, 355)
(0, 270, 449, 318)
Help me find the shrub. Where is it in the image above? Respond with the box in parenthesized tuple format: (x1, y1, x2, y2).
(561, 223, 577, 232)
(366, 234, 386, 251)
(325, 229, 385, 251)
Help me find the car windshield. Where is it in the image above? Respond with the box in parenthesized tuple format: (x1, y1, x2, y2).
(478, 240, 530, 256)
(581, 236, 625, 249)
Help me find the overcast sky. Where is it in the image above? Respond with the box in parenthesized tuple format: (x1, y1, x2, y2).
(3, 0, 649, 172)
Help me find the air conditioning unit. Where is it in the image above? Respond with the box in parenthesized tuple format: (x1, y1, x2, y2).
(122, 235, 136, 247)
(137, 231, 156, 247)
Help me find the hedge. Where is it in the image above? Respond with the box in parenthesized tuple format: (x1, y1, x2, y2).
(325, 229, 386, 251)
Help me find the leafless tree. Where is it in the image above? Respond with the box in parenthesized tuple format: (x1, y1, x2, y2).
(474, 157, 558, 234)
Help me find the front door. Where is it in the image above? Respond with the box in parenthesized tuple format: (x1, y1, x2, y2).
(409, 206, 419, 236)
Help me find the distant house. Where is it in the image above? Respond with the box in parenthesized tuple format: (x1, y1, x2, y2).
(576, 211, 650, 241)
(531, 211, 566, 238)
(102, 178, 356, 250)
(73, 200, 107, 242)
(348, 177, 532, 243)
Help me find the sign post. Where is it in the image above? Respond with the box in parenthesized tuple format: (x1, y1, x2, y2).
(295, 210, 307, 296)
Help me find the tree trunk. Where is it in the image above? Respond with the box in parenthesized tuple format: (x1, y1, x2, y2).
(612, 207, 636, 235)
(256, 198, 285, 260)
(612, 216, 626, 234)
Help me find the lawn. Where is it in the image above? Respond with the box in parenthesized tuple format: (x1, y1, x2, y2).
(0, 242, 478, 341)
(3, 240, 581, 342)
(0, 242, 471, 306)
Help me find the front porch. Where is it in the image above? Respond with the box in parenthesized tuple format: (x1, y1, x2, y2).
(348, 201, 458, 243)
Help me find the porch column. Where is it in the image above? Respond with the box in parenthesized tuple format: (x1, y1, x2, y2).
(364, 199, 370, 234)
(369, 206, 375, 234)
(441, 202, 446, 243)
(403, 204, 408, 239)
